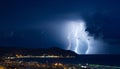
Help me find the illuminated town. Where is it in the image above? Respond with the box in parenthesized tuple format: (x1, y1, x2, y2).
(0, 53, 119, 69)
(0, 47, 119, 69)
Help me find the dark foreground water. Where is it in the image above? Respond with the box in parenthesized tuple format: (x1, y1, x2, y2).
(16, 55, 120, 66)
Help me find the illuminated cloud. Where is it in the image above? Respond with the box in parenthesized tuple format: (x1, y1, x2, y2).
(66, 20, 90, 54)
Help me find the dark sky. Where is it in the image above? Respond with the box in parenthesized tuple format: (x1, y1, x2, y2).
(0, 0, 120, 54)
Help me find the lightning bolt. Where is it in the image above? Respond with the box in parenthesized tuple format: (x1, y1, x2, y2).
(74, 23, 79, 53)
(67, 21, 90, 54)
(67, 23, 75, 50)
(67, 33, 72, 50)
(86, 39, 90, 54)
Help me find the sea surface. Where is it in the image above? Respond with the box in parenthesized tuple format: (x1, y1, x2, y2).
(16, 55, 120, 66)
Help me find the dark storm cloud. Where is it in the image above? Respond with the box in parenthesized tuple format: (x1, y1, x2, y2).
(79, 1, 120, 54)
(0, 0, 120, 54)
(83, 6, 120, 44)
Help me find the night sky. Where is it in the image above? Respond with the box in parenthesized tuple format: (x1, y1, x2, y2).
(0, 0, 120, 54)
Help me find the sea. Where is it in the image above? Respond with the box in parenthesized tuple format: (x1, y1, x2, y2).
(16, 55, 120, 66)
